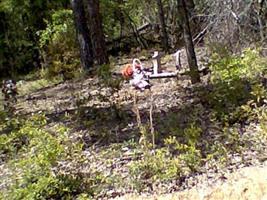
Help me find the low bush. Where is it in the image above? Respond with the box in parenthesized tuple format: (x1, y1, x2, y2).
(38, 9, 81, 80)
(206, 48, 267, 122)
(129, 123, 202, 190)
(0, 114, 99, 199)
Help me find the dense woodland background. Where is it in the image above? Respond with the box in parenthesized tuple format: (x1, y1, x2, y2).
(0, 0, 266, 79)
(1, 0, 267, 199)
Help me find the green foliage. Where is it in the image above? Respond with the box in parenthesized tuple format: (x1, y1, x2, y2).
(38, 9, 81, 80)
(100, 0, 144, 39)
(38, 10, 74, 48)
(129, 123, 202, 190)
(138, 124, 153, 150)
(164, 124, 202, 171)
(0, 114, 94, 199)
(210, 49, 266, 83)
(129, 148, 180, 190)
(250, 83, 267, 105)
(0, 0, 70, 77)
(77, 193, 92, 200)
(97, 64, 123, 91)
(0, 0, 35, 76)
(17, 78, 62, 96)
(206, 48, 267, 122)
(183, 123, 202, 146)
(0, 110, 23, 136)
(259, 110, 267, 139)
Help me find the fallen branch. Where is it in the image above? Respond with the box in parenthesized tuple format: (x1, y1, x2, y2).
(149, 89, 155, 149)
(108, 23, 152, 44)
(193, 23, 210, 44)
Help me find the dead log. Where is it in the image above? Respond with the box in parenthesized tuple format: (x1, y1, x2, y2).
(107, 23, 152, 45)
(107, 23, 155, 55)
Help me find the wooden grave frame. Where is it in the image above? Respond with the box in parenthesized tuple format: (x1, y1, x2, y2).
(148, 51, 180, 79)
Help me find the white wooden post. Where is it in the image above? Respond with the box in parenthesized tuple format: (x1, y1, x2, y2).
(174, 50, 181, 70)
(149, 50, 178, 79)
(152, 51, 161, 74)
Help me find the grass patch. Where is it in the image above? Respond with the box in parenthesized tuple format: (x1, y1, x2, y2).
(17, 77, 62, 96)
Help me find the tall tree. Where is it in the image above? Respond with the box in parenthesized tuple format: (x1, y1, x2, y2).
(156, 0, 169, 52)
(177, 0, 200, 84)
(185, 0, 195, 14)
(71, 0, 94, 70)
(85, 0, 108, 65)
(0, 11, 8, 77)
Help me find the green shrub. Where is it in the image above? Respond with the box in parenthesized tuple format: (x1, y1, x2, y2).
(129, 148, 181, 191)
(210, 48, 266, 83)
(164, 123, 202, 172)
(17, 78, 62, 96)
(207, 48, 267, 121)
(38, 9, 81, 80)
(97, 64, 123, 91)
(129, 123, 202, 191)
(0, 114, 94, 199)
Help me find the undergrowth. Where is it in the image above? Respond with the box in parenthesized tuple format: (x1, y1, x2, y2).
(1, 48, 267, 198)
(127, 48, 267, 191)
(0, 113, 101, 199)
(17, 77, 62, 96)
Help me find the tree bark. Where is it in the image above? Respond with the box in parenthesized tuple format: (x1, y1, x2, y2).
(156, 0, 169, 52)
(185, 0, 195, 13)
(71, 0, 94, 70)
(177, 0, 200, 84)
(258, 0, 266, 42)
(115, 0, 125, 39)
(85, 0, 108, 65)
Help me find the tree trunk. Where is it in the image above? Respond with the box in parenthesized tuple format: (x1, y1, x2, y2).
(177, 0, 200, 84)
(185, 0, 195, 12)
(115, 0, 125, 39)
(156, 0, 169, 52)
(71, 0, 94, 70)
(85, 0, 108, 65)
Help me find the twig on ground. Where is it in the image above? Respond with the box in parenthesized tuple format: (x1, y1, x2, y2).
(149, 89, 155, 149)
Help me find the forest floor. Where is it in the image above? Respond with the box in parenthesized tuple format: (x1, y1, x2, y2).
(1, 47, 267, 199)
(117, 164, 267, 200)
